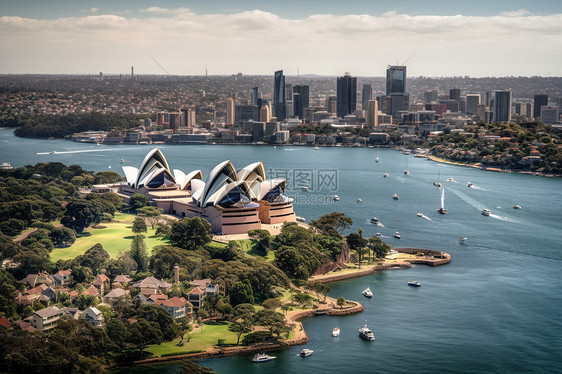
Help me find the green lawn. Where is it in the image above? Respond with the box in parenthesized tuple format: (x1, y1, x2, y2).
(145, 321, 244, 357)
(50, 212, 169, 262)
(235, 239, 275, 261)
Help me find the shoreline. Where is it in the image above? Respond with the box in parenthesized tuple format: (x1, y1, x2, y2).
(113, 247, 449, 370)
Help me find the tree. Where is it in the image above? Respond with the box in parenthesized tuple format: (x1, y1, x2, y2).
(229, 279, 255, 306)
(228, 319, 252, 345)
(129, 235, 148, 272)
(310, 212, 353, 236)
(170, 217, 212, 250)
(137, 206, 163, 229)
(132, 217, 147, 234)
(74, 243, 110, 274)
(346, 231, 366, 268)
(253, 309, 287, 337)
(128, 194, 149, 211)
(128, 318, 162, 353)
(248, 229, 272, 252)
(307, 282, 331, 303)
(337, 297, 346, 308)
(369, 236, 392, 259)
(0, 218, 27, 236)
(176, 317, 193, 346)
(61, 198, 107, 233)
(49, 226, 76, 247)
(262, 298, 282, 310)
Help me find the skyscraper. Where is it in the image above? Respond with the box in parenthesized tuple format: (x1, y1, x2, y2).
(466, 94, 481, 115)
(493, 91, 512, 123)
(386, 66, 406, 95)
(325, 96, 337, 115)
(449, 88, 461, 102)
(250, 87, 259, 106)
(362, 84, 373, 111)
(260, 105, 270, 123)
(365, 100, 378, 129)
(533, 94, 548, 119)
(273, 70, 286, 121)
(337, 72, 357, 118)
(226, 98, 235, 126)
(425, 89, 438, 103)
(293, 85, 310, 119)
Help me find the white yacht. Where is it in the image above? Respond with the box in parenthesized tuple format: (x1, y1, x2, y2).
(314, 146, 319, 150)
(513, 205, 522, 209)
(296, 216, 306, 223)
(332, 327, 340, 337)
(384, 173, 388, 178)
(370, 217, 379, 224)
(362, 287, 373, 298)
(357, 198, 363, 203)
(481, 209, 491, 216)
(393, 194, 399, 200)
(120, 159, 125, 163)
(301, 186, 309, 191)
(416, 213, 423, 217)
(394, 232, 401, 239)
(408, 280, 421, 287)
(358, 322, 375, 341)
(333, 195, 340, 201)
(300, 348, 314, 357)
(252, 353, 276, 363)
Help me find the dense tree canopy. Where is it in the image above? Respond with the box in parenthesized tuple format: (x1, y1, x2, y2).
(170, 217, 212, 250)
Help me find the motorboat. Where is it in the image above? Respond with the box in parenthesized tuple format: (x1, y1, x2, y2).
(383, 173, 388, 178)
(448, 178, 454, 182)
(408, 280, 421, 287)
(357, 198, 363, 203)
(332, 327, 340, 337)
(333, 195, 340, 201)
(120, 159, 124, 163)
(416, 213, 423, 217)
(358, 322, 375, 341)
(433, 181, 442, 187)
(394, 232, 401, 239)
(296, 216, 306, 223)
(467, 182, 473, 188)
(375, 156, 380, 163)
(404, 170, 410, 175)
(301, 186, 309, 191)
(252, 353, 276, 363)
(437, 188, 447, 214)
(513, 205, 522, 209)
(362, 287, 373, 298)
(481, 209, 491, 216)
(460, 237, 467, 244)
(370, 217, 379, 224)
(314, 146, 319, 150)
(393, 194, 399, 200)
(376, 233, 382, 237)
(49, 151, 56, 154)
(300, 348, 314, 357)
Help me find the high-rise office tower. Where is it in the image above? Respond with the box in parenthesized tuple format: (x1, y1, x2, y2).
(326, 96, 337, 115)
(260, 105, 270, 123)
(365, 100, 378, 128)
(226, 98, 235, 126)
(425, 89, 438, 103)
(485, 91, 492, 108)
(466, 94, 481, 115)
(362, 84, 373, 111)
(386, 66, 406, 95)
(493, 91, 512, 123)
(273, 70, 286, 120)
(533, 94, 548, 119)
(293, 85, 310, 119)
(250, 87, 259, 106)
(449, 88, 461, 103)
(337, 72, 357, 118)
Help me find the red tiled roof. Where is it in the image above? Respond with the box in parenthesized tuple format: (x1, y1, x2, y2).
(188, 287, 205, 295)
(56, 269, 72, 276)
(0, 316, 10, 328)
(93, 274, 110, 286)
(82, 285, 99, 296)
(160, 296, 188, 308)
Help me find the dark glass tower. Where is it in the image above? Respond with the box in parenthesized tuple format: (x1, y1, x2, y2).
(493, 91, 512, 123)
(273, 70, 286, 121)
(533, 94, 548, 119)
(386, 66, 406, 95)
(293, 85, 309, 119)
(337, 72, 357, 118)
(362, 84, 373, 111)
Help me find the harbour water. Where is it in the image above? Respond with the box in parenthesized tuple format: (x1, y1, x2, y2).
(1, 129, 561, 373)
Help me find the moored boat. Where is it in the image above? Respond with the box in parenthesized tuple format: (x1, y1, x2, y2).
(393, 194, 399, 200)
(357, 198, 363, 203)
(300, 348, 314, 357)
(301, 186, 309, 191)
(362, 287, 373, 298)
(513, 205, 522, 209)
(252, 353, 276, 363)
(394, 232, 401, 239)
(332, 327, 340, 337)
(358, 322, 375, 341)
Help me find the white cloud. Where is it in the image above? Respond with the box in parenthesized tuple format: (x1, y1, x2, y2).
(0, 10, 561, 76)
(500, 9, 532, 17)
(90, 8, 99, 13)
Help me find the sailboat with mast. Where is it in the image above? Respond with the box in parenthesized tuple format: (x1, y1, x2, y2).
(437, 187, 447, 214)
(433, 171, 442, 187)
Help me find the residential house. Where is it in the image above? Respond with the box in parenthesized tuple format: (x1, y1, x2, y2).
(158, 297, 193, 320)
(0, 316, 10, 328)
(187, 286, 205, 309)
(92, 274, 110, 289)
(20, 273, 55, 288)
(16, 320, 37, 332)
(133, 276, 172, 296)
(112, 274, 132, 288)
(53, 269, 72, 287)
(82, 285, 100, 297)
(82, 307, 104, 327)
(103, 287, 129, 301)
(186, 279, 220, 309)
(31, 306, 64, 332)
(15, 284, 57, 306)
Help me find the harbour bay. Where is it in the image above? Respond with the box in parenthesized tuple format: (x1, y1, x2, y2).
(2, 128, 561, 373)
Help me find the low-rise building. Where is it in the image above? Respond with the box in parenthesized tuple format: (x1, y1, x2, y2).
(31, 306, 64, 332)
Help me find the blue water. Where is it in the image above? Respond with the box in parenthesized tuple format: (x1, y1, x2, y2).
(2, 129, 561, 373)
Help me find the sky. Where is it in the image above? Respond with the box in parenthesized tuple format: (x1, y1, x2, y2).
(1, 0, 561, 77)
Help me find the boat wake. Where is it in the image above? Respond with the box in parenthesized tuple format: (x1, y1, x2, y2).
(447, 188, 485, 211)
(468, 184, 485, 191)
(489, 213, 518, 223)
(419, 214, 432, 221)
(283, 148, 298, 151)
(36, 148, 139, 155)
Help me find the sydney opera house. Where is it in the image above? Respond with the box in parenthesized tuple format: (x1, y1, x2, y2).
(116, 148, 296, 235)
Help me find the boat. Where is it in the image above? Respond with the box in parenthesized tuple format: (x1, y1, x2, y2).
(384, 173, 389, 178)
(434, 171, 442, 187)
(404, 157, 409, 175)
(437, 187, 448, 214)
(376, 233, 382, 237)
(416, 213, 423, 217)
(301, 186, 309, 191)
(448, 178, 454, 182)
(481, 209, 491, 216)
(362, 287, 373, 298)
(252, 353, 276, 363)
(296, 216, 306, 223)
(370, 217, 379, 224)
(120, 159, 124, 163)
(314, 146, 319, 150)
(513, 205, 522, 209)
(393, 194, 399, 200)
(300, 348, 314, 357)
(467, 182, 473, 188)
(408, 280, 421, 287)
(358, 322, 375, 341)
(357, 198, 363, 203)
(375, 156, 380, 163)
(49, 151, 56, 154)
(333, 195, 340, 201)
(332, 327, 340, 337)
(394, 232, 401, 239)
(460, 237, 467, 244)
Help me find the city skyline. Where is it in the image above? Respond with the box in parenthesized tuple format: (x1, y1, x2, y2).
(1, 1, 562, 77)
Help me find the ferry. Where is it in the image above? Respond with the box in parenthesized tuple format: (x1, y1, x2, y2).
(362, 287, 373, 298)
(300, 348, 314, 357)
(408, 280, 421, 287)
(481, 209, 491, 216)
(358, 322, 375, 341)
(252, 353, 276, 363)
(332, 327, 340, 337)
